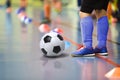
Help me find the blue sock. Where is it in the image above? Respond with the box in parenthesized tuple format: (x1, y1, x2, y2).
(97, 16, 109, 48)
(80, 16, 93, 48)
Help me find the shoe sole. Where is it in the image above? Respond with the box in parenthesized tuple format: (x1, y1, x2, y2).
(71, 53, 95, 57)
(71, 53, 108, 57)
(95, 53, 108, 56)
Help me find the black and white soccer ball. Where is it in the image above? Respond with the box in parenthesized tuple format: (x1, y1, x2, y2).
(40, 31, 65, 57)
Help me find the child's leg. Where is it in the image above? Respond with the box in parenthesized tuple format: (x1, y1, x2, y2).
(44, 0, 51, 19)
(95, 10, 109, 48)
(94, 10, 109, 56)
(52, 0, 62, 13)
(6, 0, 12, 13)
(80, 16, 94, 48)
(71, 12, 94, 57)
(96, 16, 109, 48)
(20, 0, 28, 8)
(42, 0, 51, 23)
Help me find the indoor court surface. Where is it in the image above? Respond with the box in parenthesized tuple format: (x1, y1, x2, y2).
(0, 2, 120, 80)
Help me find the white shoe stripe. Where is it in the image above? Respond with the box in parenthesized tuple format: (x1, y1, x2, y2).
(95, 53, 108, 56)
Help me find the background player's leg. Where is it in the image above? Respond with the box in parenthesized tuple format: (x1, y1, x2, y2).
(42, 0, 51, 23)
(20, 0, 28, 11)
(52, 0, 62, 13)
(6, 0, 12, 13)
(44, 0, 51, 20)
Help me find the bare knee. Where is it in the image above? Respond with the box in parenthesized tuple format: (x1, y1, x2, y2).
(79, 12, 91, 18)
(95, 9, 107, 19)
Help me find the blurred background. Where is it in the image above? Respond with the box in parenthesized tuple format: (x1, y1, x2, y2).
(0, 0, 120, 80)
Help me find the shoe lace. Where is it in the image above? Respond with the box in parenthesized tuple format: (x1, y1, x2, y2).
(77, 44, 83, 50)
(77, 46, 85, 51)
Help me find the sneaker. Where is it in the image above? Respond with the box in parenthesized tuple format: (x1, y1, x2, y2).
(41, 18, 51, 24)
(16, 7, 26, 14)
(71, 47, 95, 57)
(94, 47, 108, 56)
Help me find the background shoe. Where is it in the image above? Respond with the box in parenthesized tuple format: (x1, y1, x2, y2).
(94, 47, 108, 56)
(41, 17, 51, 24)
(16, 7, 26, 14)
(71, 47, 95, 57)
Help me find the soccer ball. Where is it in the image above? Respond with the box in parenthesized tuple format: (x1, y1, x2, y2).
(40, 31, 65, 57)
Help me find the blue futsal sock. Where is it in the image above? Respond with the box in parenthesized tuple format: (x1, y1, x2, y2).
(80, 16, 93, 48)
(97, 16, 109, 48)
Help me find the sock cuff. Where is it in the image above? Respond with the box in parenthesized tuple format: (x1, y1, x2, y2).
(97, 16, 108, 22)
